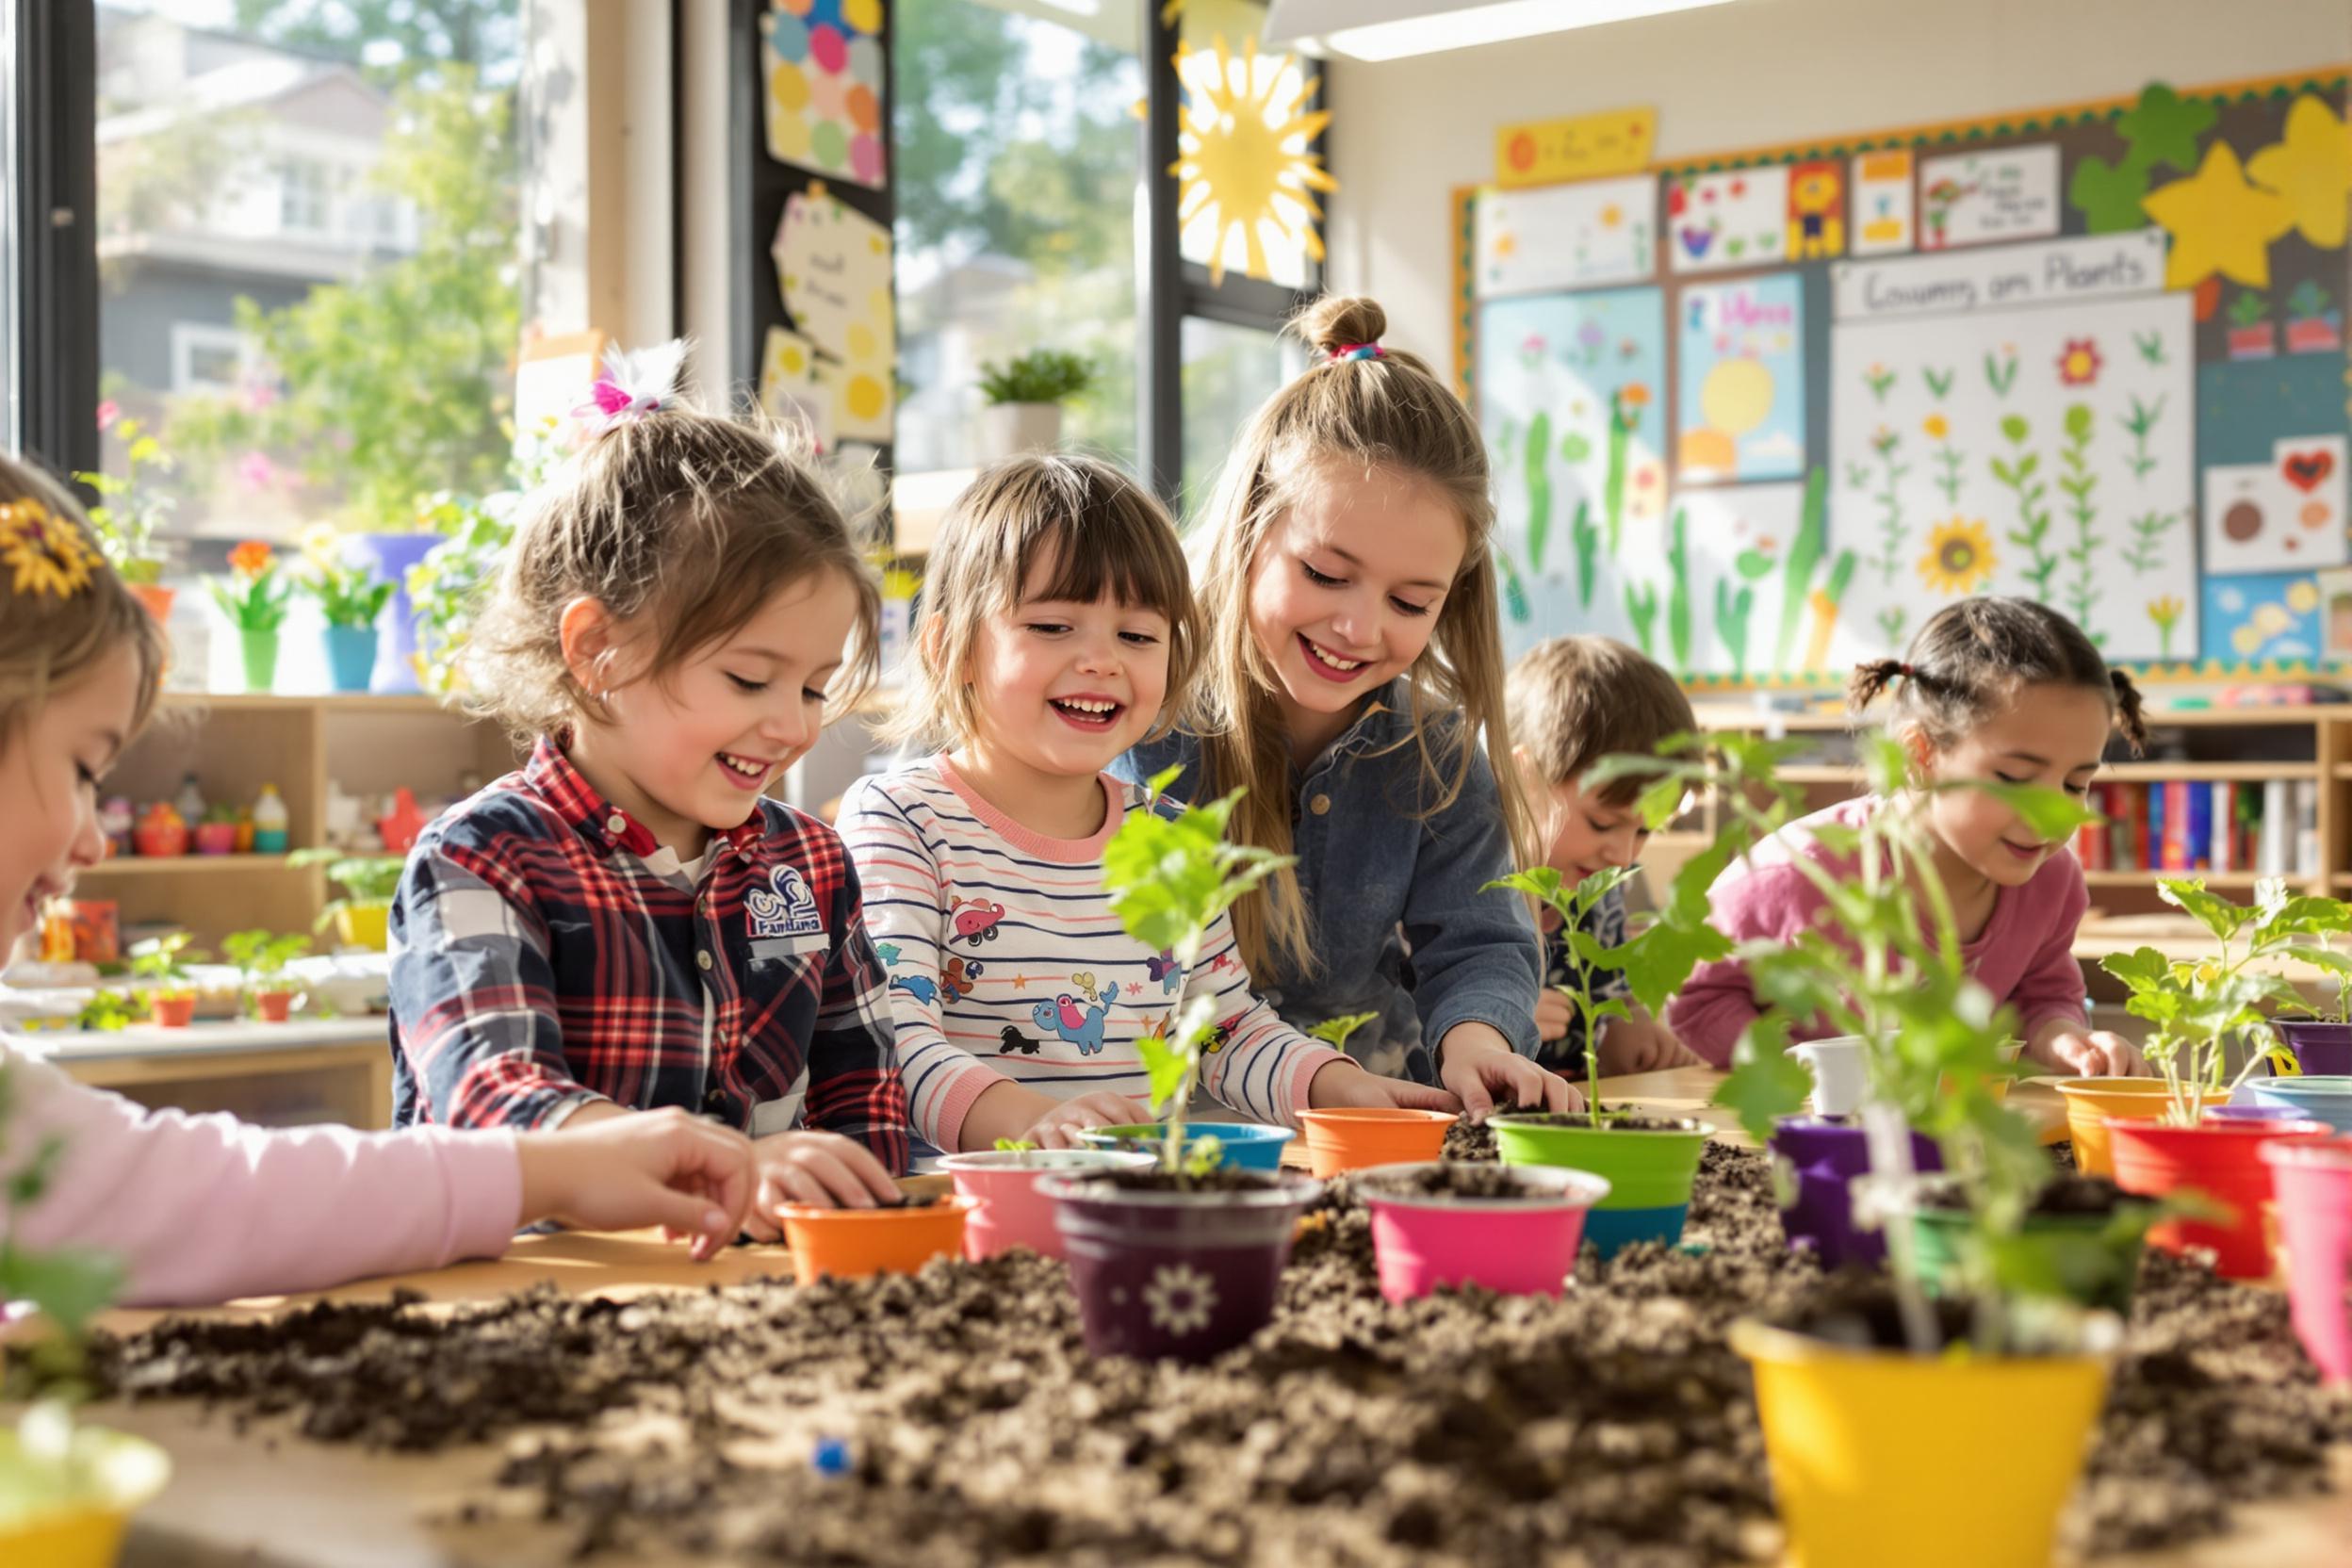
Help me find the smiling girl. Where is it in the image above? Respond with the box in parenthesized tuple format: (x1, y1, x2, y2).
(1119, 295, 1572, 1119)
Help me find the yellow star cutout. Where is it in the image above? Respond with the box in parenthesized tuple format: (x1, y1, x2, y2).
(2246, 93, 2352, 250)
(2141, 140, 2294, 289)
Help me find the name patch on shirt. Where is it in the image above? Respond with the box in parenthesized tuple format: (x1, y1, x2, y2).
(747, 863, 824, 939)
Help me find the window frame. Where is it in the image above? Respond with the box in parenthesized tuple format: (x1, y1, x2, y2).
(10, 0, 99, 480)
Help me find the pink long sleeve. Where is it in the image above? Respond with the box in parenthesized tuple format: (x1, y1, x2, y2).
(1668, 860, 1825, 1068)
(6, 1048, 523, 1307)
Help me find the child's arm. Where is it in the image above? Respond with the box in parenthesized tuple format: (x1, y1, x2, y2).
(1663, 860, 1816, 1068)
(798, 838, 915, 1175)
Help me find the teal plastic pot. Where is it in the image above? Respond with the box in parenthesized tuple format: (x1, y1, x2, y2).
(2249, 1075, 2352, 1135)
(1078, 1122, 1293, 1171)
(324, 624, 378, 692)
(1908, 1185, 2153, 1313)
(1488, 1112, 1708, 1254)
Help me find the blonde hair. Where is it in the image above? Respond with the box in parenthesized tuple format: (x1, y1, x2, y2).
(1191, 294, 1537, 979)
(1508, 635, 1695, 805)
(887, 453, 1200, 752)
(0, 455, 166, 745)
(464, 400, 880, 743)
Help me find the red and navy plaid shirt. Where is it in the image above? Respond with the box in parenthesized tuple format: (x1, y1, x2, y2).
(388, 739, 911, 1173)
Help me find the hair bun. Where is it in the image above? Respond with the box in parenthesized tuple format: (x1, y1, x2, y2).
(1295, 294, 1388, 356)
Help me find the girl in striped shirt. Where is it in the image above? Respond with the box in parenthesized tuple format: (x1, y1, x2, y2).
(839, 455, 1453, 1154)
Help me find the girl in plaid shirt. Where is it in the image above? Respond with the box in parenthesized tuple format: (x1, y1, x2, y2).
(389, 380, 913, 1232)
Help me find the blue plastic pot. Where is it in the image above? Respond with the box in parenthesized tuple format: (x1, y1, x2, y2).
(1077, 1122, 1294, 1171)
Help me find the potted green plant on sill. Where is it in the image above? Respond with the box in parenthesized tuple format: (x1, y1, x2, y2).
(289, 850, 405, 952)
(976, 350, 1093, 461)
(221, 929, 311, 1023)
(207, 542, 294, 694)
(297, 549, 395, 694)
(74, 407, 176, 620)
(406, 492, 518, 696)
(127, 933, 207, 1029)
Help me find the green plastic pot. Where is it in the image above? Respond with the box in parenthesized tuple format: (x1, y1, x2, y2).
(1488, 1112, 1707, 1255)
(1908, 1200, 2150, 1313)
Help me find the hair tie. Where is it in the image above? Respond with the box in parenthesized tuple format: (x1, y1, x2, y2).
(1330, 342, 1385, 362)
(1899, 662, 1916, 678)
(571, 338, 690, 431)
(0, 498, 102, 600)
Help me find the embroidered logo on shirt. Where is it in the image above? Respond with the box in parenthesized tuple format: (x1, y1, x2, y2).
(747, 864, 823, 939)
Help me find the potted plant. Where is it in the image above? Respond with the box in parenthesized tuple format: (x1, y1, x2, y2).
(2262, 921, 2352, 1076)
(2224, 288, 2276, 360)
(405, 492, 517, 696)
(774, 1191, 980, 1283)
(976, 350, 1093, 461)
(207, 541, 293, 694)
(1353, 1160, 1610, 1303)
(128, 933, 206, 1028)
(131, 803, 188, 859)
(289, 850, 404, 951)
(1037, 768, 1324, 1363)
(1292, 1012, 1460, 1175)
(350, 493, 477, 696)
(2096, 877, 2341, 1277)
(74, 406, 176, 620)
(939, 1140, 1154, 1262)
(297, 546, 395, 694)
(222, 929, 310, 1022)
(2282, 279, 2343, 354)
(192, 803, 240, 857)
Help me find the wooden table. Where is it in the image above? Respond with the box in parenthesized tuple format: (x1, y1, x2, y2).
(55, 1068, 2352, 1566)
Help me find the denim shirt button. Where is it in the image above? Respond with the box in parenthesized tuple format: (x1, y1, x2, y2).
(1309, 794, 1331, 815)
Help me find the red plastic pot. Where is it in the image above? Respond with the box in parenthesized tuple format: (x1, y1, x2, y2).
(2105, 1116, 2331, 1278)
(253, 990, 295, 1022)
(149, 995, 196, 1029)
(133, 825, 188, 858)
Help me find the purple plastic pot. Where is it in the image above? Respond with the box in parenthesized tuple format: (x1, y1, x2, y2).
(2210, 1102, 2311, 1124)
(2272, 1020, 2352, 1077)
(354, 532, 442, 694)
(1037, 1170, 1321, 1363)
(1771, 1117, 1942, 1268)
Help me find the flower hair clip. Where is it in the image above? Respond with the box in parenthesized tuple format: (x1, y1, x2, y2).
(573, 338, 691, 431)
(0, 498, 104, 601)
(1330, 342, 1385, 363)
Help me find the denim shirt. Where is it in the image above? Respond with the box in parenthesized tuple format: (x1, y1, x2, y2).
(1117, 681, 1542, 1084)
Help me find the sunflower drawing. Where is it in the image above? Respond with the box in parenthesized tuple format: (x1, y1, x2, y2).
(0, 499, 102, 600)
(1919, 517, 1997, 596)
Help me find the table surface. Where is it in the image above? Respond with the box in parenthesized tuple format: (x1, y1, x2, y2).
(15, 1014, 388, 1063)
(57, 1067, 2350, 1567)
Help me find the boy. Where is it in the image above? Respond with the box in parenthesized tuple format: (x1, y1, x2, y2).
(1505, 635, 1705, 1076)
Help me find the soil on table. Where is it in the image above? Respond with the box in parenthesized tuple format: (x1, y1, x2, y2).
(74, 1139, 2350, 1567)
(1355, 1163, 1560, 1200)
(1491, 1111, 1700, 1134)
(1093, 1168, 1282, 1196)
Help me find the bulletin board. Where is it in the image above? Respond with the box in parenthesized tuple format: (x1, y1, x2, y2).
(1453, 70, 2352, 688)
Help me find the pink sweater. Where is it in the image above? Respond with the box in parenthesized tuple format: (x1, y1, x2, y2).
(1666, 796, 2092, 1068)
(6, 1046, 523, 1307)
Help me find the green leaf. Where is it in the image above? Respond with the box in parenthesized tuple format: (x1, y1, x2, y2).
(1615, 920, 1732, 1017)
(1714, 1019, 1812, 1143)
(1307, 1012, 1379, 1049)
(2155, 879, 2254, 941)
(0, 1244, 123, 1338)
(1950, 779, 2103, 842)
(2099, 945, 2175, 988)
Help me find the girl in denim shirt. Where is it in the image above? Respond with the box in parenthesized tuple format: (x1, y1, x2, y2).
(1120, 295, 1572, 1119)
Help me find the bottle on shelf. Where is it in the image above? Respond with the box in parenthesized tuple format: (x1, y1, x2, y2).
(252, 783, 290, 854)
(172, 772, 206, 825)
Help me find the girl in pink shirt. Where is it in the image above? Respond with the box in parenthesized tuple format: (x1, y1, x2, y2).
(1669, 597, 2153, 1078)
(0, 457, 759, 1307)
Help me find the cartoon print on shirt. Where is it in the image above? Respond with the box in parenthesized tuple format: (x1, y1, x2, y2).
(940, 955, 986, 1005)
(874, 941, 903, 968)
(890, 973, 939, 1007)
(998, 1025, 1042, 1055)
(1070, 971, 1100, 1003)
(746, 863, 824, 939)
(1146, 948, 1181, 993)
(1031, 981, 1122, 1055)
(949, 895, 1007, 946)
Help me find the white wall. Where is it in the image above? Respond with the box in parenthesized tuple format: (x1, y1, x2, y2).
(1323, 0, 2352, 363)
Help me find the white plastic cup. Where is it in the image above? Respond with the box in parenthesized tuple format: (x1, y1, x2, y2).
(1788, 1036, 1869, 1118)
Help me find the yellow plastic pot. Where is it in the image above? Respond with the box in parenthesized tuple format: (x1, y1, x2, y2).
(1732, 1316, 2114, 1568)
(334, 903, 390, 953)
(2050, 1078, 2226, 1177)
(0, 1425, 172, 1568)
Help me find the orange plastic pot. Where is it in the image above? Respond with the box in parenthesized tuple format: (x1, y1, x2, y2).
(2106, 1116, 2331, 1279)
(2051, 1078, 2227, 1176)
(126, 582, 175, 624)
(1297, 1107, 1457, 1177)
(253, 990, 295, 1022)
(777, 1195, 976, 1283)
(149, 995, 195, 1028)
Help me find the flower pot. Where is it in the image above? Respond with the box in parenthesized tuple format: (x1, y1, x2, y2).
(192, 823, 237, 856)
(2284, 316, 2343, 354)
(1731, 1313, 2115, 1568)
(253, 990, 296, 1022)
(150, 995, 195, 1028)
(2050, 1077, 2227, 1177)
(354, 532, 444, 694)
(1907, 1177, 2151, 1313)
(1077, 1122, 1294, 1172)
(1489, 1112, 1709, 1255)
(939, 1148, 1153, 1261)
(237, 629, 280, 693)
(334, 903, 391, 952)
(1038, 1169, 1322, 1363)
(132, 824, 188, 858)
(2106, 1116, 2331, 1279)
(2208, 1102, 2309, 1123)
(126, 582, 176, 629)
(2226, 323, 2277, 360)
(1296, 1107, 1456, 1177)
(1788, 1036, 1867, 1117)
(0, 1422, 172, 1568)
(2248, 1074, 2352, 1134)
(1358, 1161, 1610, 1301)
(323, 624, 380, 694)
(2272, 1019, 2352, 1076)
(1938, 1038, 2025, 1103)
(1771, 1117, 1942, 1269)
(2261, 1137, 2352, 1383)
(980, 401, 1062, 460)
(776, 1194, 977, 1283)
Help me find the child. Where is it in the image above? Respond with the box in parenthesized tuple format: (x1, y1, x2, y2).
(0, 457, 760, 1307)
(1505, 636, 1706, 1076)
(838, 455, 1458, 1153)
(1118, 295, 1572, 1119)
(389, 384, 914, 1230)
(1666, 597, 2151, 1077)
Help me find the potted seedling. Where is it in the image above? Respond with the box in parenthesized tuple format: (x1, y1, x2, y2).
(2262, 920, 2352, 1078)
(1037, 769, 1324, 1364)
(2282, 279, 2343, 354)
(298, 548, 395, 694)
(222, 929, 310, 1022)
(1480, 732, 1801, 1255)
(2098, 878, 2342, 1276)
(289, 850, 404, 951)
(2224, 289, 2277, 360)
(128, 933, 205, 1028)
(74, 408, 176, 620)
(773, 1189, 980, 1283)
(976, 349, 1093, 461)
(192, 803, 239, 858)
(0, 1054, 172, 1562)
(939, 1138, 1153, 1263)
(208, 542, 294, 694)
(1295, 1011, 1457, 1176)
(1352, 1160, 1612, 1302)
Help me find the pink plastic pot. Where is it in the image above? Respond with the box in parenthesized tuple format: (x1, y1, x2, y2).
(1359, 1162, 1611, 1301)
(2262, 1137, 2352, 1384)
(939, 1148, 1153, 1261)
(2106, 1116, 2331, 1279)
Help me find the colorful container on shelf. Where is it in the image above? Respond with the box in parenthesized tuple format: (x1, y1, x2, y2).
(250, 784, 289, 854)
(237, 629, 279, 694)
(2248, 1075, 2352, 1134)
(939, 1148, 1152, 1262)
(324, 624, 379, 694)
(1358, 1162, 1610, 1301)
(776, 1194, 976, 1284)
(1488, 1113, 1708, 1255)
(1295, 1107, 1456, 1177)
(2050, 1078, 2229, 1177)
(1076, 1122, 1293, 1172)
(1771, 1118, 1941, 1269)
(2105, 1116, 2330, 1279)
(2261, 1137, 2352, 1384)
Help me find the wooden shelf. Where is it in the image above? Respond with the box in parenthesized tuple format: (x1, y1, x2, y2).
(79, 854, 306, 878)
(2081, 870, 2276, 888)
(158, 692, 459, 716)
(1692, 703, 2349, 735)
(2091, 761, 2316, 781)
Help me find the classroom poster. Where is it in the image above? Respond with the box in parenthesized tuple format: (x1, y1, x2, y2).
(1667, 166, 1790, 273)
(761, 0, 888, 189)
(1677, 275, 1805, 484)
(1850, 150, 1915, 255)
(771, 188, 895, 442)
(1474, 176, 1656, 296)
(1918, 145, 2063, 250)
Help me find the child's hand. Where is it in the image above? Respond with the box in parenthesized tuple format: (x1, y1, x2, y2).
(1595, 1011, 1706, 1075)
(1307, 1059, 1462, 1112)
(1436, 1022, 1582, 1119)
(743, 1129, 903, 1239)
(1534, 987, 1575, 1044)
(1021, 1089, 1152, 1150)
(2030, 1024, 2148, 1078)
(514, 1108, 757, 1262)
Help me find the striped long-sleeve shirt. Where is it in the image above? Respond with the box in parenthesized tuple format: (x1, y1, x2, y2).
(837, 758, 1348, 1154)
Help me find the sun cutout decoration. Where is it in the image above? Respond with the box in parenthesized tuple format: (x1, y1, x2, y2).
(1169, 34, 1336, 286)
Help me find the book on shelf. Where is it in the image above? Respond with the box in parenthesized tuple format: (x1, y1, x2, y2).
(2076, 776, 2314, 877)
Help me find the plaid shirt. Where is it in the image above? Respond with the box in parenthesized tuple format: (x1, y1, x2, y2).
(388, 739, 911, 1173)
